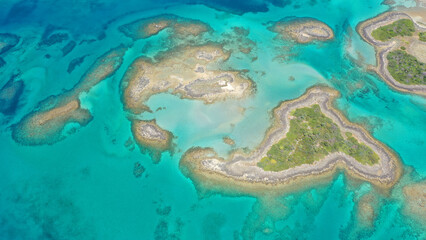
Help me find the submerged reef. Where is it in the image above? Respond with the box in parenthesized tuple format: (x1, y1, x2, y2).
(12, 99, 93, 145)
(39, 25, 70, 47)
(403, 181, 426, 223)
(357, 12, 426, 95)
(61, 40, 77, 57)
(0, 33, 20, 55)
(122, 43, 254, 159)
(269, 17, 334, 43)
(67, 55, 87, 74)
(180, 86, 401, 195)
(118, 14, 211, 40)
(12, 46, 127, 145)
(0, 78, 25, 115)
(131, 120, 174, 163)
(356, 193, 379, 228)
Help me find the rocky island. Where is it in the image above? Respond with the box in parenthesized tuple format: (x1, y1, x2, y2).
(269, 17, 334, 43)
(131, 120, 174, 163)
(180, 86, 401, 194)
(121, 43, 254, 158)
(357, 12, 426, 95)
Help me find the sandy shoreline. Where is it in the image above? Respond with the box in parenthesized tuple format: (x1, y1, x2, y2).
(180, 86, 402, 193)
(357, 11, 426, 96)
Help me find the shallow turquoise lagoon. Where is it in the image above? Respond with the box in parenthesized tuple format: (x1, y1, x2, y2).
(0, 0, 425, 239)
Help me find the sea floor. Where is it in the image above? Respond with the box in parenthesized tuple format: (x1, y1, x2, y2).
(0, 0, 425, 239)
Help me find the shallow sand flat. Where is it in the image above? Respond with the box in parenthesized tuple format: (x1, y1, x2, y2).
(122, 43, 254, 114)
(270, 17, 334, 43)
(180, 86, 401, 192)
(400, 6, 426, 27)
(407, 39, 426, 63)
(357, 11, 426, 95)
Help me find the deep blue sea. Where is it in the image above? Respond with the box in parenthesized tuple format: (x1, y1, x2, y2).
(0, 0, 425, 239)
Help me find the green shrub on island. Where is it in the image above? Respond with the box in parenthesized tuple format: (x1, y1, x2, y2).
(371, 19, 415, 41)
(258, 105, 379, 171)
(387, 50, 426, 85)
(419, 32, 426, 42)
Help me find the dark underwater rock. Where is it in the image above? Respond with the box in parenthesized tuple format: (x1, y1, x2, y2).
(41, 33, 69, 46)
(0, 33, 20, 55)
(39, 24, 69, 46)
(0, 57, 5, 68)
(67, 55, 87, 74)
(0, 78, 25, 115)
(133, 162, 146, 178)
(61, 41, 76, 56)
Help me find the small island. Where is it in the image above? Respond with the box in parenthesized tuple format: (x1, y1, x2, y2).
(357, 12, 426, 95)
(131, 120, 174, 163)
(180, 86, 401, 193)
(269, 17, 334, 43)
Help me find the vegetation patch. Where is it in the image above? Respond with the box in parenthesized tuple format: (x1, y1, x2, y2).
(258, 105, 379, 171)
(371, 19, 415, 41)
(419, 32, 426, 42)
(387, 50, 426, 85)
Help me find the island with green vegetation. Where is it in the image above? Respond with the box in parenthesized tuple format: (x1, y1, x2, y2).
(420, 32, 426, 42)
(387, 50, 425, 85)
(258, 104, 379, 172)
(357, 12, 426, 95)
(371, 19, 415, 41)
(180, 86, 401, 194)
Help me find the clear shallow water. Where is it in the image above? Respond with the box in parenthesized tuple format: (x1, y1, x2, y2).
(0, 0, 425, 239)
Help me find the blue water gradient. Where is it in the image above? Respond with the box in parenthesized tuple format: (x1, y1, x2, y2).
(0, 0, 425, 239)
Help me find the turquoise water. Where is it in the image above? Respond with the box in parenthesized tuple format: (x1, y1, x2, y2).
(0, 0, 425, 239)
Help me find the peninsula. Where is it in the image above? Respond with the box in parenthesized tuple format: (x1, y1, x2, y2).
(357, 12, 426, 95)
(180, 86, 401, 194)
